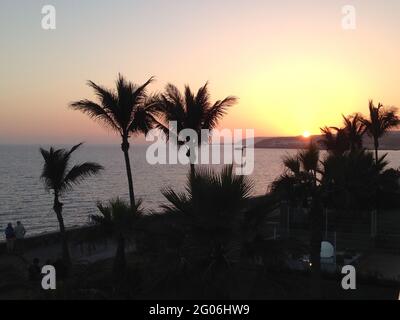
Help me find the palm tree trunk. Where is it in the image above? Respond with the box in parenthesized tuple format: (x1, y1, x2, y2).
(121, 137, 135, 210)
(374, 138, 379, 164)
(186, 145, 196, 176)
(53, 195, 71, 266)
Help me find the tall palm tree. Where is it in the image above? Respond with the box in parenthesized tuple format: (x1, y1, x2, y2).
(156, 83, 237, 174)
(70, 74, 158, 209)
(342, 113, 365, 152)
(320, 114, 365, 155)
(321, 150, 393, 211)
(361, 100, 400, 163)
(40, 143, 103, 265)
(91, 198, 143, 274)
(319, 126, 349, 156)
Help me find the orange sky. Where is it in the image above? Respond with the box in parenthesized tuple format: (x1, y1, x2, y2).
(1, 0, 399, 144)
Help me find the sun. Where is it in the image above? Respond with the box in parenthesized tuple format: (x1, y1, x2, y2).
(302, 131, 311, 138)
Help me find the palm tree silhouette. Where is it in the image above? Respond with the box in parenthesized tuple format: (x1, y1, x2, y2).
(272, 140, 400, 298)
(319, 126, 349, 156)
(342, 113, 365, 152)
(320, 114, 365, 155)
(161, 165, 252, 297)
(322, 150, 393, 211)
(271, 143, 320, 203)
(162, 165, 252, 256)
(361, 100, 400, 163)
(157, 83, 237, 174)
(272, 143, 323, 292)
(70, 74, 158, 209)
(91, 198, 143, 274)
(40, 143, 103, 265)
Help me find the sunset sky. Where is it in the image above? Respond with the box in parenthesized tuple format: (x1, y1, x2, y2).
(1, 0, 399, 144)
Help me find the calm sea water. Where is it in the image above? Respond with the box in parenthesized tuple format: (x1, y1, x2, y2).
(1, 145, 399, 240)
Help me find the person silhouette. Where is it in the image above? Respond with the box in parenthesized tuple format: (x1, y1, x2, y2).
(14, 221, 26, 253)
(5, 223, 16, 253)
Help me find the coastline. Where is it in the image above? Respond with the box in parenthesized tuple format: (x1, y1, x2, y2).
(0, 195, 274, 254)
(0, 224, 97, 255)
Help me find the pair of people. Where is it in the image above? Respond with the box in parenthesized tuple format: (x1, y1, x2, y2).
(5, 221, 26, 253)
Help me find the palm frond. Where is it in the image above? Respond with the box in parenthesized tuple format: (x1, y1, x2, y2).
(69, 100, 120, 132)
(161, 188, 190, 214)
(40, 144, 102, 195)
(40, 147, 69, 193)
(63, 162, 104, 191)
(67, 142, 84, 157)
(87, 80, 119, 114)
(162, 165, 253, 221)
(299, 143, 320, 173)
(92, 198, 142, 236)
(282, 155, 300, 175)
(203, 96, 237, 130)
(71, 75, 157, 138)
(157, 83, 237, 145)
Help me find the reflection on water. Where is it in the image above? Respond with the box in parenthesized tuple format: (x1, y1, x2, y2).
(0, 144, 399, 239)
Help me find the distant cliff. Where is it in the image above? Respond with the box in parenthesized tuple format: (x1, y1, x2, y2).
(252, 131, 400, 150)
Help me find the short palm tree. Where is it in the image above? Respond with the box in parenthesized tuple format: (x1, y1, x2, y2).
(272, 143, 323, 283)
(162, 165, 253, 264)
(91, 198, 143, 274)
(161, 165, 252, 298)
(361, 100, 400, 163)
(157, 83, 237, 174)
(70, 74, 158, 209)
(272, 143, 320, 199)
(40, 143, 103, 265)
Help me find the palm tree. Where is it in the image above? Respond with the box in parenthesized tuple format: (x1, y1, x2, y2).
(361, 100, 400, 163)
(40, 143, 103, 265)
(342, 113, 365, 152)
(321, 150, 393, 211)
(161, 165, 252, 297)
(272, 143, 323, 293)
(273, 136, 400, 297)
(156, 83, 237, 174)
(162, 165, 252, 255)
(320, 114, 365, 155)
(271, 143, 320, 204)
(91, 198, 143, 274)
(70, 74, 158, 209)
(319, 126, 349, 156)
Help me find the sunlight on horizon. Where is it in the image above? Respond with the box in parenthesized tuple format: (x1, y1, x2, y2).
(302, 131, 311, 138)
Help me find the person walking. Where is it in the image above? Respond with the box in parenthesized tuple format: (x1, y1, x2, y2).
(14, 221, 26, 253)
(5, 223, 16, 253)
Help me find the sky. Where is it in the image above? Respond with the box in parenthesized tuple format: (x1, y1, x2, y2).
(0, 0, 399, 144)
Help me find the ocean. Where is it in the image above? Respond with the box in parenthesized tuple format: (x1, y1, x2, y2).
(1, 144, 399, 239)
